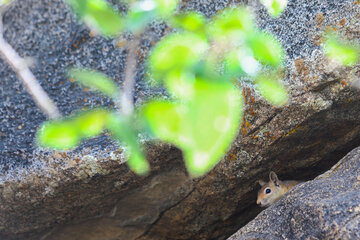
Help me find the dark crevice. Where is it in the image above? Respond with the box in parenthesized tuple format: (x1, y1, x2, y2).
(135, 187, 197, 240)
(246, 111, 278, 136)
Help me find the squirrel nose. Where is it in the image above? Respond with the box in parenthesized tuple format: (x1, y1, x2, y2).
(256, 199, 261, 205)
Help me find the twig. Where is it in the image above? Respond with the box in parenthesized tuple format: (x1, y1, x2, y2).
(0, 14, 61, 119)
(120, 35, 141, 116)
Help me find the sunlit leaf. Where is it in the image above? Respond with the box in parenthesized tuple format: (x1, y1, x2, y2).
(323, 33, 359, 66)
(224, 48, 261, 77)
(149, 33, 209, 80)
(142, 79, 242, 177)
(184, 80, 242, 176)
(66, 0, 124, 36)
(126, 0, 178, 32)
(126, 10, 154, 32)
(68, 68, 119, 98)
(141, 101, 186, 144)
(248, 32, 284, 67)
(0, 0, 11, 7)
(255, 73, 288, 106)
(37, 120, 80, 149)
(171, 12, 206, 33)
(127, 149, 150, 175)
(155, 0, 178, 17)
(107, 114, 150, 175)
(260, 0, 287, 17)
(75, 109, 111, 137)
(165, 71, 196, 99)
(210, 7, 254, 41)
(127, 0, 157, 32)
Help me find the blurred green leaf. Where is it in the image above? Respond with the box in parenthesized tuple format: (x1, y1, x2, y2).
(0, 0, 11, 6)
(260, 0, 287, 17)
(107, 114, 150, 175)
(127, 0, 157, 32)
(255, 73, 288, 106)
(171, 12, 206, 33)
(165, 71, 196, 99)
(248, 32, 284, 67)
(210, 7, 254, 41)
(37, 108, 112, 149)
(68, 68, 119, 98)
(142, 101, 185, 144)
(224, 48, 261, 77)
(66, 0, 124, 36)
(149, 33, 209, 80)
(142, 80, 242, 177)
(155, 0, 178, 17)
(75, 109, 111, 137)
(323, 33, 359, 66)
(126, 10, 154, 33)
(127, 149, 150, 175)
(37, 120, 80, 149)
(184, 80, 242, 176)
(127, 0, 178, 32)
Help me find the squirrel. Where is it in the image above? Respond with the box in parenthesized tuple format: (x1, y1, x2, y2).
(256, 171, 302, 207)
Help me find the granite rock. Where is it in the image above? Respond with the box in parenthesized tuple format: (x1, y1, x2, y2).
(0, 0, 360, 239)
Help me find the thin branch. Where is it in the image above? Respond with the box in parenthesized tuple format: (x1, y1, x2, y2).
(0, 14, 61, 119)
(120, 35, 141, 116)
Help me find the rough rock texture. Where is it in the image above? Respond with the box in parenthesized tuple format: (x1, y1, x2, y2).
(0, 0, 360, 239)
(228, 146, 360, 240)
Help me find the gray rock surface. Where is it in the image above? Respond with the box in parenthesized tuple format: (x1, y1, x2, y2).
(0, 0, 360, 239)
(228, 146, 360, 240)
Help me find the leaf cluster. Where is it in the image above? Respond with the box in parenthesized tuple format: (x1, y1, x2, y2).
(37, 0, 288, 177)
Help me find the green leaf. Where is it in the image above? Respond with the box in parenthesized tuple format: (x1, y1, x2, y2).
(260, 0, 287, 17)
(66, 0, 124, 36)
(224, 48, 261, 77)
(171, 12, 206, 33)
(255, 73, 288, 106)
(127, 149, 150, 175)
(126, 0, 178, 32)
(141, 101, 186, 144)
(210, 7, 254, 41)
(126, 1, 157, 32)
(323, 34, 359, 66)
(0, 0, 11, 6)
(107, 114, 150, 175)
(155, 0, 178, 17)
(184, 80, 242, 176)
(248, 32, 284, 67)
(142, 80, 242, 177)
(165, 71, 196, 99)
(75, 109, 111, 137)
(126, 10, 154, 33)
(68, 68, 119, 98)
(149, 33, 209, 80)
(37, 120, 80, 149)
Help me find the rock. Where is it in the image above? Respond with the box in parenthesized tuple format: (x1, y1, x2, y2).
(228, 146, 360, 240)
(0, 0, 360, 239)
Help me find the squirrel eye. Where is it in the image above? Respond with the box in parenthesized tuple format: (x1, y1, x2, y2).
(265, 188, 271, 194)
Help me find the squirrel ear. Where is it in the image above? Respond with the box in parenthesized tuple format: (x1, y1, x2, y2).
(258, 180, 266, 186)
(269, 171, 280, 187)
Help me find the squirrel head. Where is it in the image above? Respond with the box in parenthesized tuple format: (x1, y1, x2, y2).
(256, 171, 285, 207)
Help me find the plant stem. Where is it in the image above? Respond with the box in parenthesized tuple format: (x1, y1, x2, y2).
(120, 35, 141, 116)
(0, 14, 61, 119)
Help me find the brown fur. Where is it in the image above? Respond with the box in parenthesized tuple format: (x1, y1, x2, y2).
(256, 171, 301, 207)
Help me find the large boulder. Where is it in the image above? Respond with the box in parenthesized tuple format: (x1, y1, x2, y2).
(228, 146, 360, 240)
(0, 0, 359, 239)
